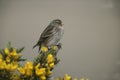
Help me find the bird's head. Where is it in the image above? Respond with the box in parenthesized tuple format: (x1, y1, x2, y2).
(50, 19, 63, 27)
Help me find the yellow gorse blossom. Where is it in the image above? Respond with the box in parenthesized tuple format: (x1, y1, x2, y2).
(0, 54, 3, 62)
(80, 78, 89, 80)
(0, 43, 89, 80)
(18, 62, 33, 76)
(46, 54, 54, 63)
(10, 48, 22, 60)
(0, 60, 6, 69)
(24, 62, 33, 70)
(18, 67, 25, 75)
(64, 74, 71, 80)
(5, 63, 11, 70)
(56, 77, 62, 80)
(49, 62, 54, 68)
(6, 56, 11, 62)
(11, 74, 20, 80)
(0, 54, 3, 59)
(41, 46, 48, 53)
(35, 63, 40, 69)
(5, 62, 18, 71)
(4, 48, 10, 55)
(52, 45, 58, 51)
(35, 68, 46, 76)
(25, 68, 33, 76)
(40, 75, 46, 80)
(46, 67, 52, 75)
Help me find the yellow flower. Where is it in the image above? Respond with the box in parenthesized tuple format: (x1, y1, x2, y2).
(47, 69, 52, 75)
(12, 74, 20, 80)
(40, 75, 46, 80)
(0, 59, 2, 62)
(6, 56, 11, 62)
(25, 68, 32, 76)
(56, 77, 62, 80)
(18, 67, 25, 75)
(41, 46, 48, 53)
(4, 48, 10, 55)
(10, 62, 18, 71)
(35, 63, 40, 69)
(52, 46, 58, 51)
(46, 54, 54, 63)
(0, 54, 3, 59)
(18, 62, 33, 76)
(46, 67, 52, 75)
(10, 49, 21, 60)
(5, 63, 11, 70)
(0, 54, 3, 62)
(80, 78, 89, 80)
(25, 62, 33, 70)
(35, 68, 46, 76)
(5, 63, 15, 71)
(64, 74, 71, 80)
(0, 60, 6, 69)
(49, 62, 54, 68)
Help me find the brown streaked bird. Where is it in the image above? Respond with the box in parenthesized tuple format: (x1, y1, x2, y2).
(33, 19, 64, 51)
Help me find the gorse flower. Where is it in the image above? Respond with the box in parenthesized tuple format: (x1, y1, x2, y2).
(25, 62, 33, 70)
(6, 56, 11, 62)
(0, 53, 3, 59)
(0, 43, 26, 80)
(5, 62, 18, 71)
(64, 74, 71, 80)
(35, 63, 41, 69)
(18, 67, 25, 75)
(35, 68, 46, 76)
(46, 67, 52, 75)
(18, 62, 33, 76)
(80, 78, 89, 80)
(52, 45, 58, 51)
(46, 54, 54, 63)
(41, 46, 48, 53)
(11, 74, 20, 80)
(40, 75, 46, 80)
(10, 48, 22, 60)
(4, 48, 10, 55)
(0, 43, 89, 80)
(49, 62, 54, 68)
(0, 60, 6, 69)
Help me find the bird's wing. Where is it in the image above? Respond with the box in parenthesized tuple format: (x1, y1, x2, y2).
(40, 25, 57, 39)
(33, 25, 57, 49)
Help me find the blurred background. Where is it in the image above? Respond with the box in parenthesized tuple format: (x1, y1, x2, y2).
(0, 0, 120, 80)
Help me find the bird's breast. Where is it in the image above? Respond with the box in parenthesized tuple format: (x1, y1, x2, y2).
(46, 27, 64, 47)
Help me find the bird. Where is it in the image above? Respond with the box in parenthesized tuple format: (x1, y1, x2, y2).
(33, 19, 64, 51)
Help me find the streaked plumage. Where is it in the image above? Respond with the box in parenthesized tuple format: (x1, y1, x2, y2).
(33, 19, 64, 51)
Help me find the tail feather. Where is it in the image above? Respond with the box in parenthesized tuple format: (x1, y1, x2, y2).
(33, 43, 38, 49)
(38, 46, 41, 53)
(33, 43, 42, 53)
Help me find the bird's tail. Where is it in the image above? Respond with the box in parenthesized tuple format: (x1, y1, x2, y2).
(33, 43, 38, 49)
(38, 46, 41, 53)
(33, 43, 42, 53)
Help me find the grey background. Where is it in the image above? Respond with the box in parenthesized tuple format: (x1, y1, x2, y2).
(0, 0, 120, 80)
